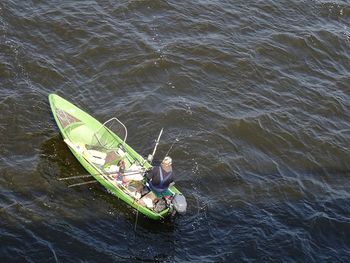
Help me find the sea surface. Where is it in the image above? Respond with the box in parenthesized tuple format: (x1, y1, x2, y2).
(1, 0, 350, 262)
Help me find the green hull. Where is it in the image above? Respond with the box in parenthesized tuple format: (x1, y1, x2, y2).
(49, 94, 179, 220)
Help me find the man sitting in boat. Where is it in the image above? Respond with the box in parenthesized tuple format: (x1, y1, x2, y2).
(139, 156, 174, 208)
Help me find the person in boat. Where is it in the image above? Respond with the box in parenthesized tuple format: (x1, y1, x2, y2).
(139, 156, 174, 208)
(117, 159, 125, 173)
(147, 156, 174, 196)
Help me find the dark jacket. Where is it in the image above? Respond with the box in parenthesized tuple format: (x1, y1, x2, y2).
(146, 166, 174, 192)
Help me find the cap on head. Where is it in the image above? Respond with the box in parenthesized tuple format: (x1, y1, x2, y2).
(162, 156, 172, 165)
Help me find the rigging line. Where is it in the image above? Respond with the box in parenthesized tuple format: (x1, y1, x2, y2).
(163, 130, 183, 158)
(134, 200, 139, 232)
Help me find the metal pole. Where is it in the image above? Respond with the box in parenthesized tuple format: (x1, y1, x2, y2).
(59, 175, 93, 181)
(148, 128, 163, 162)
(68, 180, 98, 188)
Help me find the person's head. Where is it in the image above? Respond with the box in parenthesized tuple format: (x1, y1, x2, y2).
(162, 156, 172, 167)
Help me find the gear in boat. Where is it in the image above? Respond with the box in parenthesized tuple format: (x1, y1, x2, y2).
(56, 107, 187, 216)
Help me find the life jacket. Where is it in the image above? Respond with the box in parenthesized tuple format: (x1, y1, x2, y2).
(149, 167, 173, 192)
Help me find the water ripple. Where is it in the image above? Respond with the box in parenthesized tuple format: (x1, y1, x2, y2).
(1, 0, 350, 262)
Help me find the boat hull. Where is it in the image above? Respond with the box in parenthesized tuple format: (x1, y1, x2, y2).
(49, 94, 180, 220)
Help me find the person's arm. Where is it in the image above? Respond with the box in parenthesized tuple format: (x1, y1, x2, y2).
(145, 166, 156, 180)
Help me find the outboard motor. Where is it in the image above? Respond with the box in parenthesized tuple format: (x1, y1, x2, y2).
(171, 194, 187, 214)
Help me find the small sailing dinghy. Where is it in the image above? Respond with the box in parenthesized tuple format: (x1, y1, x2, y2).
(49, 94, 186, 220)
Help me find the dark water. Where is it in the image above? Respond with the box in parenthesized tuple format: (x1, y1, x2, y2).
(1, 0, 350, 262)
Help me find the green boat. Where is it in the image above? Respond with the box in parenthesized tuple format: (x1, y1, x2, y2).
(49, 94, 186, 220)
